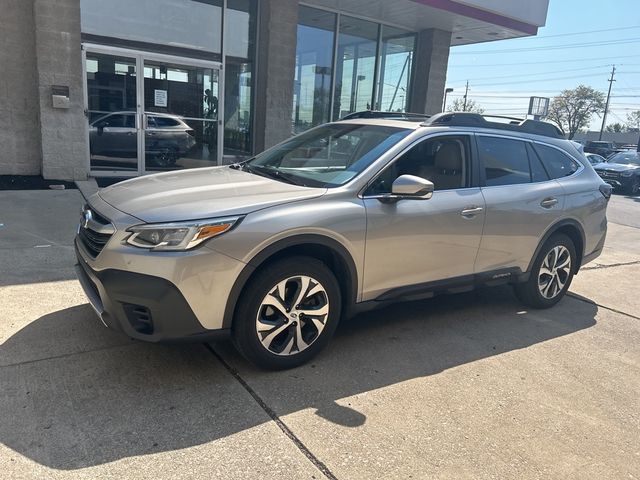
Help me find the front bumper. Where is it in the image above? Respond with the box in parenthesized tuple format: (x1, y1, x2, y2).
(75, 242, 229, 343)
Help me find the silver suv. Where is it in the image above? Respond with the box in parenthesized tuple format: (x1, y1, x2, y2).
(75, 112, 611, 369)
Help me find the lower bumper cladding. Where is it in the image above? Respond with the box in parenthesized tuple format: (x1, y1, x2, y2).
(75, 242, 229, 343)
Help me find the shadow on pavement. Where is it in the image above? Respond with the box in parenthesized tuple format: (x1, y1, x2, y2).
(0, 286, 597, 470)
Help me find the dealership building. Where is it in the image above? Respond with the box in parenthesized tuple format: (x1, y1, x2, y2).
(1, 0, 549, 180)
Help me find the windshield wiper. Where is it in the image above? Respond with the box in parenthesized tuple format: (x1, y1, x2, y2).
(243, 164, 307, 187)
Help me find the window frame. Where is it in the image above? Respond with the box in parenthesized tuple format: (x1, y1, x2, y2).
(360, 131, 480, 198)
(531, 140, 585, 180)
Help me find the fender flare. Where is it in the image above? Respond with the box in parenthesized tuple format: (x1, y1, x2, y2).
(524, 218, 586, 276)
(222, 234, 359, 329)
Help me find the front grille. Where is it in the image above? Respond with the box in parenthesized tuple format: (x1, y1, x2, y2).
(77, 206, 114, 258)
(78, 226, 112, 257)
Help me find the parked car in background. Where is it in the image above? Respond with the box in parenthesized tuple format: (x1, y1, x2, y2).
(593, 151, 640, 194)
(584, 141, 617, 158)
(619, 144, 638, 151)
(75, 112, 611, 369)
(89, 112, 196, 167)
(585, 153, 607, 166)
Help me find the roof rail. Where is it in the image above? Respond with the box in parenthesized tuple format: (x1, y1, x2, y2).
(423, 112, 564, 139)
(342, 110, 430, 121)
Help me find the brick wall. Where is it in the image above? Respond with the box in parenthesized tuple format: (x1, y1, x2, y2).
(409, 29, 452, 116)
(0, 0, 42, 175)
(253, 0, 298, 152)
(34, 0, 87, 180)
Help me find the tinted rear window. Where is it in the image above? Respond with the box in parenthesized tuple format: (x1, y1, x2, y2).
(478, 136, 530, 186)
(533, 144, 580, 179)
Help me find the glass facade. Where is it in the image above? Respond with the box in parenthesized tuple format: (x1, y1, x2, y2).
(333, 16, 378, 120)
(80, 0, 224, 59)
(376, 26, 416, 113)
(81, 0, 257, 173)
(292, 7, 336, 134)
(224, 0, 257, 156)
(292, 6, 416, 133)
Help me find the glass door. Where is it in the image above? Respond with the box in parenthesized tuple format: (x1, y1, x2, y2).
(142, 59, 221, 172)
(85, 51, 140, 174)
(84, 45, 223, 175)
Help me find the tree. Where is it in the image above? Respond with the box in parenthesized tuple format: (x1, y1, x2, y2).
(546, 85, 606, 139)
(626, 110, 640, 131)
(447, 98, 484, 114)
(605, 122, 627, 133)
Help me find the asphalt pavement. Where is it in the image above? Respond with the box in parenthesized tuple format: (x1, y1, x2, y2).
(1, 190, 638, 479)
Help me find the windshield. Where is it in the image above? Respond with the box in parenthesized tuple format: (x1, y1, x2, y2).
(245, 124, 413, 187)
(608, 152, 640, 165)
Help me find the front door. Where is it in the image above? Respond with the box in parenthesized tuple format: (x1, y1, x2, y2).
(361, 134, 485, 300)
(84, 45, 223, 176)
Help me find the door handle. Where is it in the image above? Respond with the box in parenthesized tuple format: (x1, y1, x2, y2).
(540, 197, 558, 208)
(460, 206, 484, 217)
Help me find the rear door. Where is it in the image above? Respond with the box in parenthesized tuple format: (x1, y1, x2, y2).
(475, 134, 566, 275)
(362, 133, 485, 300)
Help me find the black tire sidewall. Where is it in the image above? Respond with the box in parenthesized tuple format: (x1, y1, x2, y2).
(232, 256, 342, 370)
(526, 233, 576, 308)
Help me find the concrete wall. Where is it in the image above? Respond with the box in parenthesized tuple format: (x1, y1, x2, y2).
(253, 0, 298, 153)
(409, 28, 452, 115)
(34, 0, 88, 180)
(0, 0, 42, 176)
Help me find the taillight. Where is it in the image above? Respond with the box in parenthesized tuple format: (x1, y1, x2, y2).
(599, 183, 612, 199)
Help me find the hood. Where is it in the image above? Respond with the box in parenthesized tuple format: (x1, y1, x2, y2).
(99, 166, 326, 223)
(593, 162, 640, 172)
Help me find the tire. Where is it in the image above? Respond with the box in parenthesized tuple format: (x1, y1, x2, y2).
(514, 233, 576, 309)
(627, 177, 640, 196)
(232, 256, 342, 370)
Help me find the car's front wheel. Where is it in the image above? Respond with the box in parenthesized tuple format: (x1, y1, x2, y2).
(514, 233, 576, 309)
(232, 256, 342, 369)
(627, 177, 640, 196)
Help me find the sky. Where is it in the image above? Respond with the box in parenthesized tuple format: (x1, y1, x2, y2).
(446, 0, 640, 130)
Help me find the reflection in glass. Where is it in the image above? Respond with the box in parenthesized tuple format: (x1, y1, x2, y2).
(81, 0, 223, 57)
(376, 27, 415, 112)
(292, 6, 336, 134)
(143, 60, 219, 171)
(333, 16, 378, 120)
(224, 0, 257, 157)
(86, 53, 138, 172)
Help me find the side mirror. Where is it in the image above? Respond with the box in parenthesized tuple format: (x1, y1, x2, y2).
(391, 174, 434, 199)
(97, 123, 108, 135)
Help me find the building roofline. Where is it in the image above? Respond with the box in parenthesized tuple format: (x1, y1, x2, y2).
(411, 0, 539, 35)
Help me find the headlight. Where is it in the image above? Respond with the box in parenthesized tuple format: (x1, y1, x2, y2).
(126, 216, 242, 251)
(621, 170, 634, 177)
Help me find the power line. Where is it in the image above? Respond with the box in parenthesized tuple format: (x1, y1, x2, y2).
(451, 37, 640, 55)
(447, 65, 610, 84)
(451, 71, 610, 88)
(448, 54, 640, 68)
(514, 25, 640, 40)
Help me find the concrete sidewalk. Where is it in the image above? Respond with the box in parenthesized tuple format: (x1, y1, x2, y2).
(1, 190, 639, 479)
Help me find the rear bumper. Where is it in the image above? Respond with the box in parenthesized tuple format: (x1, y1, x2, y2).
(75, 242, 229, 343)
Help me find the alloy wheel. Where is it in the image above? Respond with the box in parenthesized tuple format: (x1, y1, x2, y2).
(256, 275, 329, 356)
(537, 245, 572, 299)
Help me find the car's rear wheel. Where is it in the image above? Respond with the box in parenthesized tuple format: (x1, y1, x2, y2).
(514, 233, 576, 309)
(232, 256, 341, 369)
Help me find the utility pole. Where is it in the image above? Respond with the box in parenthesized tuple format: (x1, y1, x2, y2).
(462, 81, 469, 111)
(599, 65, 616, 140)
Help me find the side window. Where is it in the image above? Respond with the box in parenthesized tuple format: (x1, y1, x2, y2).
(526, 143, 550, 183)
(479, 136, 530, 186)
(533, 143, 580, 179)
(366, 136, 470, 195)
(153, 116, 180, 127)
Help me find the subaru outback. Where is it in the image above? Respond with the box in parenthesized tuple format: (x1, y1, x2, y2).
(75, 112, 611, 369)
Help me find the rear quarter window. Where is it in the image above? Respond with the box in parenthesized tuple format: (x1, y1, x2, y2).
(533, 143, 580, 179)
